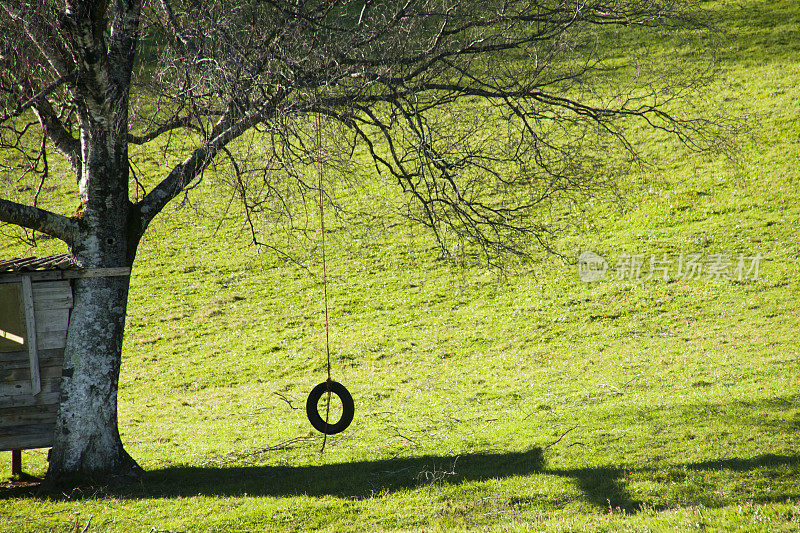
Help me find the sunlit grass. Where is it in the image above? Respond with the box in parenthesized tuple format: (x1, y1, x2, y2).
(2, 0, 800, 530)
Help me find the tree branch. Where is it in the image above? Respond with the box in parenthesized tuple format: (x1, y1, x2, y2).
(108, 0, 143, 97)
(159, 0, 199, 56)
(0, 199, 77, 245)
(32, 100, 82, 175)
(136, 109, 266, 233)
(61, 0, 112, 116)
(127, 115, 196, 145)
(0, 1, 73, 79)
(0, 71, 76, 125)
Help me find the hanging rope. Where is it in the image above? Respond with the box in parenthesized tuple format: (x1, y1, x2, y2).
(305, 104, 354, 450)
(317, 114, 332, 385)
(316, 111, 333, 453)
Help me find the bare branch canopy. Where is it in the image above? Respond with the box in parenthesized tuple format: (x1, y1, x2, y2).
(0, 0, 720, 484)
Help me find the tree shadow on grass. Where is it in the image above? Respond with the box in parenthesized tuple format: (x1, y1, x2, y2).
(0, 447, 546, 501)
(545, 453, 800, 513)
(688, 453, 800, 473)
(3, 450, 800, 514)
(547, 465, 644, 513)
(138, 447, 546, 500)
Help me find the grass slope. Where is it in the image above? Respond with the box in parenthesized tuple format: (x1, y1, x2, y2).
(2, 0, 800, 530)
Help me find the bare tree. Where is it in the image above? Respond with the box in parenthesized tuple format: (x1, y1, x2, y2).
(0, 0, 716, 484)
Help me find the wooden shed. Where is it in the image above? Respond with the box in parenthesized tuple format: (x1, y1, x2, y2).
(0, 254, 129, 477)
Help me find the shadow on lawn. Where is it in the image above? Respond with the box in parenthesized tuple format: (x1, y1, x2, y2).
(547, 465, 644, 513)
(138, 447, 546, 500)
(3, 451, 800, 514)
(545, 453, 800, 513)
(130, 451, 800, 512)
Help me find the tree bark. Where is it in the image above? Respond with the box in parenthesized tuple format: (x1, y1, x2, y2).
(44, 7, 144, 477)
(47, 274, 141, 485)
(45, 147, 143, 484)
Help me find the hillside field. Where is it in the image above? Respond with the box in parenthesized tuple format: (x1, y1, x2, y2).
(2, 0, 800, 530)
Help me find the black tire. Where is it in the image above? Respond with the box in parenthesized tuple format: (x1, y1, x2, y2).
(306, 380, 355, 435)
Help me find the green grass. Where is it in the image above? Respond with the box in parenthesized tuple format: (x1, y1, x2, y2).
(2, 0, 800, 530)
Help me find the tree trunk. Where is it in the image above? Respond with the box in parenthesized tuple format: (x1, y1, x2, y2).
(45, 92, 143, 484)
(47, 274, 141, 485)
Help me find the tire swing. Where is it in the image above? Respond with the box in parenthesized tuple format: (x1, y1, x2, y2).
(305, 114, 354, 445)
(306, 380, 354, 435)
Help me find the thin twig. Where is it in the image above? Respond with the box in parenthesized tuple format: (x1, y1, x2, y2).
(206, 436, 315, 465)
(273, 392, 300, 411)
(543, 425, 579, 450)
(0, 71, 76, 124)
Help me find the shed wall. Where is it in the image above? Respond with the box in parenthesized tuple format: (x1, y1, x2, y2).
(0, 279, 71, 451)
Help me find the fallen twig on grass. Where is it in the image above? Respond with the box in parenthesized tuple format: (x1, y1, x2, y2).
(273, 392, 300, 411)
(543, 425, 579, 450)
(416, 456, 460, 486)
(205, 436, 316, 465)
(73, 516, 91, 533)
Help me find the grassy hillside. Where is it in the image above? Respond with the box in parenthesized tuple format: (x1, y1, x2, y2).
(2, 0, 800, 530)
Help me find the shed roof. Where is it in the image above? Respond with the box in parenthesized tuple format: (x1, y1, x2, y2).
(0, 254, 80, 273)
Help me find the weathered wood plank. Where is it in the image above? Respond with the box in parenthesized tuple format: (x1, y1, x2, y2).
(0, 349, 64, 371)
(0, 404, 59, 429)
(38, 329, 67, 350)
(0, 271, 65, 284)
(0, 412, 59, 426)
(0, 412, 58, 429)
(1, 268, 130, 284)
(0, 377, 60, 397)
(1, 347, 63, 359)
(0, 423, 55, 437)
(33, 308, 69, 334)
(0, 372, 61, 400)
(32, 281, 73, 309)
(0, 349, 32, 365)
(0, 382, 27, 396)
(0, 424, 54, 451)
(1, 361, 63, 373)
(0, 392, 61, 409)
(62, 268, 130, 279)
(0, 401, 59, 416)
(0, 364, 63, 387)
(1, 374, 62, 396)
(20, 276, 40, 395)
